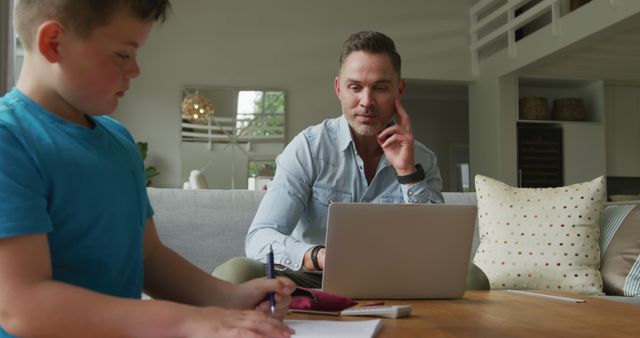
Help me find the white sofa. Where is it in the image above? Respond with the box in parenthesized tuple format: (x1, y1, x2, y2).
(148, 188, 639, 304)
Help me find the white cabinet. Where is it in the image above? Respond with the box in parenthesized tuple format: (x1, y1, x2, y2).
(563, 123, 606, 185)
(605, 86, 640, 177)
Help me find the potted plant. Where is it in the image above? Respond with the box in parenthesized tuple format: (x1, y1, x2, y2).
(136, 142, 160, 186)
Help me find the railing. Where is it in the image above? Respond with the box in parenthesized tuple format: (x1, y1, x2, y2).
(470, 0, 563, 76)
(181, 114, 285, 147)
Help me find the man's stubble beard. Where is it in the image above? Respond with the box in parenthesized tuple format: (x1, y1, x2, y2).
(346, 108, 387, 137)
(348, 120, 382, 136)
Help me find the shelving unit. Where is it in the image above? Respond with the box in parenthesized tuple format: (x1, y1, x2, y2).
(516, 119, 602, 125)
(517, 123, 563, 188)
(518, 77, 604, 123)
(516, 78, 606, 186)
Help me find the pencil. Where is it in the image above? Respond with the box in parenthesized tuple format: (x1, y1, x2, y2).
(506, 289, 586, 303)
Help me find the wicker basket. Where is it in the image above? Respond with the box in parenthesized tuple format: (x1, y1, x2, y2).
(552, 98, 586, 121)
(519, 97, 550, 120)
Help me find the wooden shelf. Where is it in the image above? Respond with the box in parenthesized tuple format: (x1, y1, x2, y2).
(517, 119, 602, 125)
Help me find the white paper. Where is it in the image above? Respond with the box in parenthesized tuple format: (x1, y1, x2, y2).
(285, 319, 382, 338)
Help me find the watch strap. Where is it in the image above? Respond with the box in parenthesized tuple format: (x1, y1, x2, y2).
(396, 164, 426, 184)
(311, 245, 325, 271)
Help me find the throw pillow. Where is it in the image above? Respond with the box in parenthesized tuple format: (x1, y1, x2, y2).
(600, 203, 640, 296)
(473, 175, 605, 295)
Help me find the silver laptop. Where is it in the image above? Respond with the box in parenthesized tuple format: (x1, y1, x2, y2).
(321, 203, 476, 299)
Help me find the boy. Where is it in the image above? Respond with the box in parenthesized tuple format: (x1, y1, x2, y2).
(0, 1, 295, 337)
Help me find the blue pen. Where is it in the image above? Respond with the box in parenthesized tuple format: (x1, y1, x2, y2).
(267, 244, 276, 314)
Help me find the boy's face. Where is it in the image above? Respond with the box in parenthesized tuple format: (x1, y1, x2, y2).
(334, 51, 405, 137)
(55, 10, 154, 116)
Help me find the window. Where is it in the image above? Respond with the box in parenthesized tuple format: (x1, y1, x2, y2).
(181, 88, 286, 144)
(236, 91, 285, 138)
(247, 160, 276, 190)
(248, 160, 276, 178)
(13, 35, 22, 84)
(180, 86, 286, 189)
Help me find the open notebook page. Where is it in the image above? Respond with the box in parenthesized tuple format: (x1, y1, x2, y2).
(284, 319, 382, 338)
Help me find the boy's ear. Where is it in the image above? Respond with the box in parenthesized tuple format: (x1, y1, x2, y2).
(37, 21, 64, 63)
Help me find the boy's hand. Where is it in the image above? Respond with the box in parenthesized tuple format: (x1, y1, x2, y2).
(180, 306, 294, 338)
(233, 276, 296, 320)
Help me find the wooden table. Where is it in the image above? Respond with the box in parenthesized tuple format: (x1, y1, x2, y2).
(286, 290, 640, 337)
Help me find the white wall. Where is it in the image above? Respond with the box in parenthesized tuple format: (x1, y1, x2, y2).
(181, 142, 283, 189)
(403, 81, 469, 191)
(605, 85, 640, 177)
(112, 0, 473, 188)
(0, 0, 12, 94)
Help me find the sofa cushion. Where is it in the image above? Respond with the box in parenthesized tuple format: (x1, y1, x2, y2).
(148, 188, 266, 273)
(600, 203, 640, 296)
(473, 175, 605, 295)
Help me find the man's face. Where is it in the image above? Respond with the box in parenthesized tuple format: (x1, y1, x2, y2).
(335, 51, 405, 137)
(55, 10, 153, 116)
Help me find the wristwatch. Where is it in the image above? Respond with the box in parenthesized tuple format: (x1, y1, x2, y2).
(396, 164, 426, 184)
(311, 245, 325, 271)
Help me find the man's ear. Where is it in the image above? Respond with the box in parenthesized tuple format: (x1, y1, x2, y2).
(37, 21, 64, 63)
(398, 79, 406, 98)
(334, 76, 341, 98)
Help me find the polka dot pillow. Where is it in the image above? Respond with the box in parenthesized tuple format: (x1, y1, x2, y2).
(473, 175, 605, 295)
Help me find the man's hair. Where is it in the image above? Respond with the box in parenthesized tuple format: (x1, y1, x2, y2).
(339, 31, 401, 76)
(14, 0, 171, 50)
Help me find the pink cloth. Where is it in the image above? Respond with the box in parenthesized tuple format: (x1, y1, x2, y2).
(289, 287, 357, 311)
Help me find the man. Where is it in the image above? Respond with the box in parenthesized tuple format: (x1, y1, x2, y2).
(214, 31, 444, 288)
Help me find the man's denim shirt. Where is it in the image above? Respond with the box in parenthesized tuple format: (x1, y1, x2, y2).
(245, 116, 444, 270)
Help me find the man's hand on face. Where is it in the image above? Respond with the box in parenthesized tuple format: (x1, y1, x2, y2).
(376, 98, 416, 176)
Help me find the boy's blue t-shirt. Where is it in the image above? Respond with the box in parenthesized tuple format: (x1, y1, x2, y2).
(0, 88, 153, 334)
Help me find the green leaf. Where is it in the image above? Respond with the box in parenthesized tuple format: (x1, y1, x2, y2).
(136, 141, 159, 186)
(145, 167, 160, 179)
(136, 142, 148, 161)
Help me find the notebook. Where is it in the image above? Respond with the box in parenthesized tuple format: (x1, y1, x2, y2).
(321, 203, 476, 299)
(284, 319, 381, 338)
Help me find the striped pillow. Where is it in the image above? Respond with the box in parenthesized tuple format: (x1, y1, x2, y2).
(600, 203, 640, 296)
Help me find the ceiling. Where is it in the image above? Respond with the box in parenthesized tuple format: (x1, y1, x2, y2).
(524, 22, 640, 84)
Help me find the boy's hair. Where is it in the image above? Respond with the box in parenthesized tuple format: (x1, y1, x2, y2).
(339, 31, 402, 76)
(14, 0, 171, 51)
